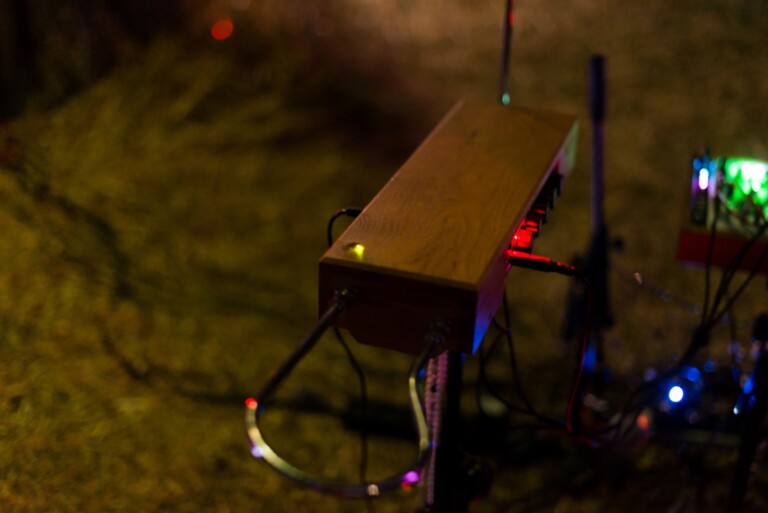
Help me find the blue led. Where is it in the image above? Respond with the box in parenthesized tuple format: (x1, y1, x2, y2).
(743, 375, 755, 395)
(583, 345, 598, 371)
(684, 366, 701, 383)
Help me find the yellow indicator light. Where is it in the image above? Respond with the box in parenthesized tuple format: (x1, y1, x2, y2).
(346, 243, 366, 259)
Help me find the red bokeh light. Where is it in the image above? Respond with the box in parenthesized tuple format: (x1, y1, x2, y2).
(211, 19, 234, 41)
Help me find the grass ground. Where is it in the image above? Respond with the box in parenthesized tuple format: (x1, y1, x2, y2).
(1, 0, 768, 511)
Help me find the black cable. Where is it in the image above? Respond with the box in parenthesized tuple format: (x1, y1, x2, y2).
(499, 291, 539, 416)
(708, 219, 768, 328)
(327, 207, 371, 508)
(474, 293, 562, 427)
(477, 292, 537, 417)
(327, 207, 362, 247)
(497, 313, 560, 426)
(477, 322, 554, 422)
(701, 195, 722, 326)
(707, 218, 768, 328)
(486, 254, 600, 441)
(333, 328, 370, 480)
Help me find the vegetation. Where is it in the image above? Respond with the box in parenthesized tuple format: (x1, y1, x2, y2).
(1, 1, 767, 511)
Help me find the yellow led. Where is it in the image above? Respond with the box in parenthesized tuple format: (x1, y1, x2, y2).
(346, 243, 365, 259)
(352, 244, 365, 257)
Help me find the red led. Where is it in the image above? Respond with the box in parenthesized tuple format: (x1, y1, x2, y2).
(511, 227, 534, 252)
(211, 19, 234, 41)
(245, 397, 258, 409)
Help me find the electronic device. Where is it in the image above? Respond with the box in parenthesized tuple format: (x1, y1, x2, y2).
(677, 153, 768, 274)
(318, 99, 578, 355)
(248, 98, 579, 500)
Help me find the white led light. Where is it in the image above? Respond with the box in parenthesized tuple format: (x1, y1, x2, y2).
(698, 168, 709, 191)
(668, 385, 684, 403)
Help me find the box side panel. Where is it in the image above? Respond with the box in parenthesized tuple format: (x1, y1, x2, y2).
(319, 260, 478, 354)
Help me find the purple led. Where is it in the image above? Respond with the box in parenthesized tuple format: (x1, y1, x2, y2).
(403, 470, 420, 484)
(250, 445, 264, 459)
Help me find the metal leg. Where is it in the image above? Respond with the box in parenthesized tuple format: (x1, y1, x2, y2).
(430, 351, 469, 513)
(728, 336, 768, 512)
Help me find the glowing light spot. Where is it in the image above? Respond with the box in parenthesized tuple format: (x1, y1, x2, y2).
(250, 445, 264, 458)
(403, 470, 420, 484)
(347, 243, 366, 259)
(684, 366, 701, 382)
(245, 397, 258, 410)
(668, 385, 684, 403)
(726, 158, 768, 197)
(582, 345, 597, 371)
(636, 414, 650, 431)
(367, 484, 380, 497)
(743, 375, 755, 395)
(211, 19, 234, 41)
(698, 168, 709, 190)
(501, 92, 511, 106)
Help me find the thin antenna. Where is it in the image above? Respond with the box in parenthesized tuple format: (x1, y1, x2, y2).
(498, 0, 516, 105)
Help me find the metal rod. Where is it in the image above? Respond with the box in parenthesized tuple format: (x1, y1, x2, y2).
(431, 351, 468, 513)
(256, 290, 352, 401)
(498, 0, 515, 105)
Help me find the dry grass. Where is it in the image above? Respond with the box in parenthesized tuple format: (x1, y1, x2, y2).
(1, 0, 768, 511)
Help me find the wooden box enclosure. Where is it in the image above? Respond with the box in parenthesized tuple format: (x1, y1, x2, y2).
(319, 99, 578, 354)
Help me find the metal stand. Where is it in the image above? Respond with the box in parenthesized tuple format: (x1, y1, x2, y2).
(727, 314, 768, 512)
(430, 352, 470, 513)
(584, 54, 612, 397)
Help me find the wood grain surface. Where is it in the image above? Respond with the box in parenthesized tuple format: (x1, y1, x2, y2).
(319, 99, 578, 354)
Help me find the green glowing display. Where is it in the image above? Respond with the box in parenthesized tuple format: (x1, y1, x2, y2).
(722, 157, 768, 222)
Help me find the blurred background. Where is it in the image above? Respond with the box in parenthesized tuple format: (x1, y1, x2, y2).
(1, 0, 768, 511)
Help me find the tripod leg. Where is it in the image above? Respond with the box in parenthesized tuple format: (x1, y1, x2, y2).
(728, 338, 768, 512)
(430, 352, 469, 513)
